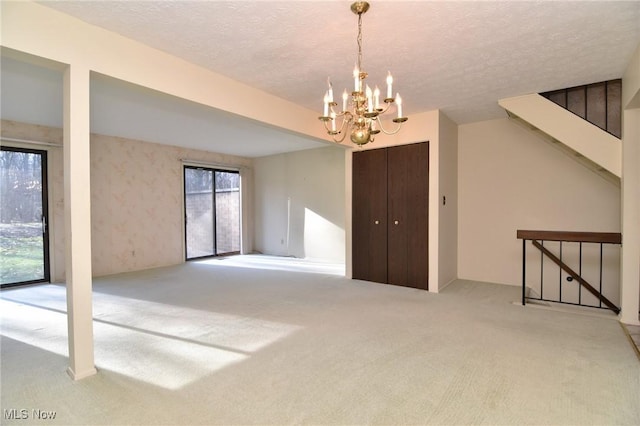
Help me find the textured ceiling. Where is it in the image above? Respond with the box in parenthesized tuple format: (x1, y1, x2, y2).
(4, 1, 640, 157)
(38, 0, 640, 123)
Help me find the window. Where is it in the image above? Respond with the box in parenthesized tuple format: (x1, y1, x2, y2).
(0, 147, 50, 287)
(184, 166, 240, 260)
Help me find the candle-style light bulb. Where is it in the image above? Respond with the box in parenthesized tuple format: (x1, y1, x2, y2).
(353, 65, 360, 92)
(342, 89, 348, 112)
(323, 92, 329, 117)
(366, 85, 373, 112)
(386, 71, 393, 99)
(327, 77, 334, 103)
(373, 86, 380, 110)
(396, 93, 403, 118)
(330, 112, 336, 132)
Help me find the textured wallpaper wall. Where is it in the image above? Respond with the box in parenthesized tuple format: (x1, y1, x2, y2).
(2, 120, 253, 279)
(90, 134, 252, 276)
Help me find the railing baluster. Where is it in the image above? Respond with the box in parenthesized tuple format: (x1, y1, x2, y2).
(559, 241, 563, 303)
(599, 243, 603, 308)
(516, 230, 621, 314)
(578, 242, 582, 305)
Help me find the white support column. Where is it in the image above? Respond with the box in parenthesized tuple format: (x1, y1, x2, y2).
(63, 64, 97, 379)
(240, 167, 253, 255)
(620, 108, 640, 325)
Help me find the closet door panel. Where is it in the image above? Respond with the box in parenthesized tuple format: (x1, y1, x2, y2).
(405, 142, 429, 289)
(387, 145, 410, 286)
(352, 148, 388, 283)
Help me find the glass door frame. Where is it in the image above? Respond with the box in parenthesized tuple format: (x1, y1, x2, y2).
(183, 165, 241, 261)
(0, 146, 50, 288)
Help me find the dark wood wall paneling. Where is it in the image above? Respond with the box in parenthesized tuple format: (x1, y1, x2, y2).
(541, 79, 622, 139)
(606, 80, 622, 138)
(567, 86, 586, 119)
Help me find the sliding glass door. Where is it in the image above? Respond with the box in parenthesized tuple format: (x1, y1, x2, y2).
(0, 147, 50, 287)
(184, 166, 240, 260)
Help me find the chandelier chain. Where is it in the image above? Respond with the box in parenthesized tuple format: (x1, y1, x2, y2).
(357, 12, 363, 72)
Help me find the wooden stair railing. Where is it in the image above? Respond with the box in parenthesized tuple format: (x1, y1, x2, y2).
(517, 230, 622, 314)
(530, 240, 619, 314)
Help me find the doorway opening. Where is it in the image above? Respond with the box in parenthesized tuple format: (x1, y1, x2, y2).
(184, 166, 241, 260)
(0, 146, 50, 287)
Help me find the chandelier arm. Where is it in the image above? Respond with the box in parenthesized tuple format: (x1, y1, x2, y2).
(329, 105, 349, 116)
(375, 117, 405, 136)
(321, 117, 340, 135)
(321, 113, 352, 144)
(332, 130, 349, 144)
(375, 100, 394, 115)
(322, 110, 349, 128)
(336, 113, 352, 135)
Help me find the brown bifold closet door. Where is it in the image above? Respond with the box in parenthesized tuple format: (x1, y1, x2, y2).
(352, 141, 429, 290)
(352, 148, 388, 283)
(388, 142, 429, 289)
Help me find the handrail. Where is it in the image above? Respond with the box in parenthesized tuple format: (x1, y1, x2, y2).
(517, 229, 622, 314)
(517, 230, 621, 244)
(531, 240, 619, 314)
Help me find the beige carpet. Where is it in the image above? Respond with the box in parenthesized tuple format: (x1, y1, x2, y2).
(1, 255, 639, 425)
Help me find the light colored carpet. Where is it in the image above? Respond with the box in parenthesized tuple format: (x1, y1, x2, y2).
(1, 255, 639, 425)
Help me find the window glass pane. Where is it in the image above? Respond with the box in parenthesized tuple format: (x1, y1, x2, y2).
(1, 149, 47, 285)
(215, 171, 240, 254)
(185, 168, 214, 258)
(184, 167, 240, 259)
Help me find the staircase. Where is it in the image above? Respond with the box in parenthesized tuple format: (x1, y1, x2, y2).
(541, 80, 622, 138)
(499, 80, 622, 184)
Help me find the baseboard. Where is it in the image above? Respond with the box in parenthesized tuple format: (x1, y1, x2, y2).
(436, 278, 458, 293)
(66, 366, 97, 381)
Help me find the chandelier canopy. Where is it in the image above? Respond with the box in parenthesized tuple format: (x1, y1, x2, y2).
(319, 1, 408, 146)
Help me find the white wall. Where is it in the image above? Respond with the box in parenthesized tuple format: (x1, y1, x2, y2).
(254, 146, 346, 262)
(620, 42, 640, 324)
(438, 113, 458, 289)
(458, 118, 621, 287)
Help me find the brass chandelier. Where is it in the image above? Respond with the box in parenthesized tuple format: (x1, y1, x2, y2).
(319, 1, 408, 146)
